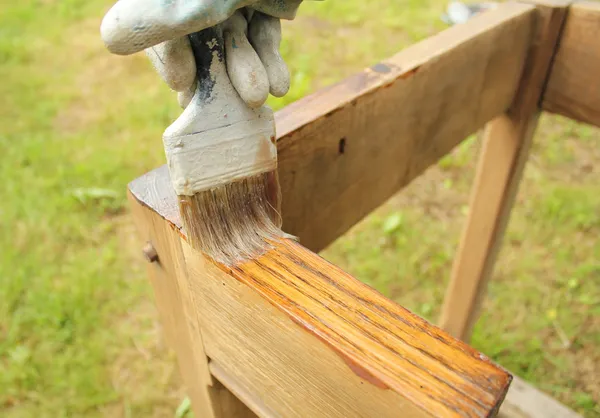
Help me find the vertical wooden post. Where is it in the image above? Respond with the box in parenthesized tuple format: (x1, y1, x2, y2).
(439, 0, 571, 341)
(128, 179, 256, 418)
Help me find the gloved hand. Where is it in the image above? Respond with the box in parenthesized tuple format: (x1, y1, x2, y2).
(101, 0, 303, 108)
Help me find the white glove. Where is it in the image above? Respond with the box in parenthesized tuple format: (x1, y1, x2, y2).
(101, 0, 302, 108)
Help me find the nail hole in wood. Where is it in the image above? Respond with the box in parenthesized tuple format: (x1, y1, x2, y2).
(142, 242, 159, 263)
(338, 138, 346, 155)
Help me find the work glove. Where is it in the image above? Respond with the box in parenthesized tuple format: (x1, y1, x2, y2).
(101, 0, 304, 108)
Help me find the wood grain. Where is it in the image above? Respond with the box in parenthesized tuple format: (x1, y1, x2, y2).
(543, 1, 600, 127)
(439, 1, 571, 341)
(129, 173, 513, 418)
(129, 3, 536, 253)
(128, 190, 256, 418)
(185, 238, 512, 418)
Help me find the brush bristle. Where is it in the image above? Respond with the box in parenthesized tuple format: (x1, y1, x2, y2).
(178, 171, 287, 265)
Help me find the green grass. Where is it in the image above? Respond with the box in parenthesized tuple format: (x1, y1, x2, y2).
(1, 1, 598, 417)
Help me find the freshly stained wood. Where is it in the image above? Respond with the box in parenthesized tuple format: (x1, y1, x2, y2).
(543, 2, 600, 127)
(130, 172, 512, 418)
(137, 3, 536, 252)
(439, 1, 570, 340)
(128, 190, 256, 418)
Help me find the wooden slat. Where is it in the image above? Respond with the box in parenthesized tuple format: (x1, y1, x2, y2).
(499, 375, 582, 418)
(543, 1, 600, 127)
(129, 174, 513, 418)
(129, 191, 256, 418)
(139, 3, 536, 252)
(439, 0, 571, 341)
(210, 362, 276, 418)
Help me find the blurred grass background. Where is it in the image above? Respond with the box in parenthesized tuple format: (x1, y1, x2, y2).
(0, 0, 598, 416)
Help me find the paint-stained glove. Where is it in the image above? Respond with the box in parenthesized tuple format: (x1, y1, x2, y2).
(101, 0, 303, 108)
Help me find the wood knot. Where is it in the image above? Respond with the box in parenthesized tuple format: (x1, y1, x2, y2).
(142, 242, 159, 263)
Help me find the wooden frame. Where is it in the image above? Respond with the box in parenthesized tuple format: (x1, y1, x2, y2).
(276, 2, 535, 252)
(439, 0, 570, 341)
(128, 1, 598, 416)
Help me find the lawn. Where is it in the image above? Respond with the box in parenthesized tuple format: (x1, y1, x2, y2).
(1, 0, 598, 417)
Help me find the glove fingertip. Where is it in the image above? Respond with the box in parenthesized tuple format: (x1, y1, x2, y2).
(248, 13, 290, 98)
(268, 64, 290, 97)
(146, 38, 197, 92)
(178, 82, 196, 109)
(224, 30, 270, 108)
(100, 10, 127, 54)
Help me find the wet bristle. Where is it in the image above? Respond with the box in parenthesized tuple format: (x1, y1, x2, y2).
(178, 171, 287, 266)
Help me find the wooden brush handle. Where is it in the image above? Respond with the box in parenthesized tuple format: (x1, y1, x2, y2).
(163, 25, 277, 196)
(188, 11, 277, 111)
(188, 27, 227, 105)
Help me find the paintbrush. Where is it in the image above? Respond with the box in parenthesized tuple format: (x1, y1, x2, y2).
(165, 19, 286, 265)
(100, 4, 293, 265)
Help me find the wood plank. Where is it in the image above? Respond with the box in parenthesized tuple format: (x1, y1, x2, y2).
(185, 239, 512, 418)
(439, 1, 570, 341)
(543, 1, 600, 127)
(210, 362, 275, 418)
(277, 2, 535, 252)
(499, 375, 582, 418)
(129, 173, 513, 418)
(134, 3, 536, 252)
(129, 191, 256, 418)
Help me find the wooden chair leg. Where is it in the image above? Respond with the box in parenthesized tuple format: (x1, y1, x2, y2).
(439, 0, 571, 341)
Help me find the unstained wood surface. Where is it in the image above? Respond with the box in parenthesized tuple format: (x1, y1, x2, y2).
(499, 375, 582, 418)
(439, 0, 570, 341)
(277, 2, 535, 252)
(129, 191, 257, 418)
(543, 1, 600, 127)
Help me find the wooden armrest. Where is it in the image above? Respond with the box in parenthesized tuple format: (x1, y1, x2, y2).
(129, 168, 512, 418)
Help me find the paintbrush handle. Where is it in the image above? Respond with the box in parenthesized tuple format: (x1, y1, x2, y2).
(162, 26, 277, 197)
(188, 27, 227, 106)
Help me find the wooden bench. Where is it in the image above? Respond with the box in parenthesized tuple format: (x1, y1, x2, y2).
(129, 1, 597, 416)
